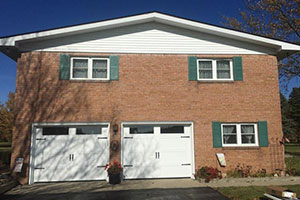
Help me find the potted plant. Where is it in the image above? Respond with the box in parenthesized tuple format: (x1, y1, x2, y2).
(105, 162, 123, 184)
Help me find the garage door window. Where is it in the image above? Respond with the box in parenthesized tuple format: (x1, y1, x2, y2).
(160, 125, 184, 134)
(42, 127, 69, 135)
(129, 125, 154, 134)
(75, 126, 102, 135)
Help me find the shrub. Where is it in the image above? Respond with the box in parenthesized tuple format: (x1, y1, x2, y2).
(226, 164, 270, 178)
(195, 166, 222, 182)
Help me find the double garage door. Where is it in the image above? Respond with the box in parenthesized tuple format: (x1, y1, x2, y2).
(30, 122, 193, 183)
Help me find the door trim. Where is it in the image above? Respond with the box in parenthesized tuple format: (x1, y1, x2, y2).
(29, 122, 110, 184)
(120, 121, 195, 179)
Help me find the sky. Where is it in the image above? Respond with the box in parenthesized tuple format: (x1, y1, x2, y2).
(0, 0, 299, 103)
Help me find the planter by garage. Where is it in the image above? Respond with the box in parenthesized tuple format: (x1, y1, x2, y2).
(108, 173, 121, 185)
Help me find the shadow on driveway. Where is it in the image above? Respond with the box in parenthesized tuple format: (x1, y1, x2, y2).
(1, 187, 230, 200)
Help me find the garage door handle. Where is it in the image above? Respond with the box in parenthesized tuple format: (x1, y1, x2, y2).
(34, 167, 44, 170)
(155, 152, 160, 159)
(181, 136, 190, 138)
(69, 154, 74, 161)
(97, 165, 106, 168)
(98, 137, 107, 139)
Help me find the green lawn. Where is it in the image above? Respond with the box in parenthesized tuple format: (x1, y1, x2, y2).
(285, 143, 300, 155)
(0, 142, 11, 147)
(216, 185, 300, 200)
(0, 147, 11, 152)
(0, 142, 11, 166)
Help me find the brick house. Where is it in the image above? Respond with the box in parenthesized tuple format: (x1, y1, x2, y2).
(1, 12, 299, 184)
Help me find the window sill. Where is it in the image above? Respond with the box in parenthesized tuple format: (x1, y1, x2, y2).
(197, 80, 235, 83)
(222, 146, 260, 150)
(68, 80, 111, 83)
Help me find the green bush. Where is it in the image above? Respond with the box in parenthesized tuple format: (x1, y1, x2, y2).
(226, 164, 271, 178)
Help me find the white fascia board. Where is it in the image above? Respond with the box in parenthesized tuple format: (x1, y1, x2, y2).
(152, 13, 300, 51)
(1, 12, 300, 52)
(0, 13, 156, 46)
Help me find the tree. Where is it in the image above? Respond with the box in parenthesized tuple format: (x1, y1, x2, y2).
(288, 87, 300, 142)
(280, 92, 296, 140)
(223, 0, 300, 82)
(0, 92, 14, 142)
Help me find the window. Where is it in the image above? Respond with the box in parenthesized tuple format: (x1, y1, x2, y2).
(129, 125, 154, 134)
(160, 125, 184, 134)
(197, 59, 233, 81)
(42, 127, 69, 135)
(71, 57, 109, 80)
(75, 126, 102, 135)
(222, 123, 258, 147)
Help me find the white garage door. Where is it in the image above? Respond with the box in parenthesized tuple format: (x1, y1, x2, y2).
(30, 123, 110, 183)
(122, 122, 194, 179)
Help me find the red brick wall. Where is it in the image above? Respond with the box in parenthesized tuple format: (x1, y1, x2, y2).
(12, 52, 284, 184)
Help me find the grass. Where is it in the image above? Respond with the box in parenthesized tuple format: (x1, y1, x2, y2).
(0, 142, 11, 147)
(216, 185, 300, 200)
(0, 142, 11, 166)
(0, 142, 11, 152)
(285, 143, 300, 155)
(0, 147, 11, 152)
(286, 156, 300, 175)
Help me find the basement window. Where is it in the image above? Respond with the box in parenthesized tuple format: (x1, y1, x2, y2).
(222, 123, 258, 147)
(71, 57, 109, 80)
(197, 59, 233, 81)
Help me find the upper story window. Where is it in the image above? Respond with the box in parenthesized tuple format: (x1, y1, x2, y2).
(222, 123, 258, 147)
(70, 57, 110, 80)
(197, 59, 233, 81)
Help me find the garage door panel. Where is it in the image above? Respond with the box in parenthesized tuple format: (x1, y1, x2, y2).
(123, 129, 159, 179)
(160, 165, 191, 178)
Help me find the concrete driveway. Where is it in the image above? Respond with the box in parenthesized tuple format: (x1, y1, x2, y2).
(1, 179, 230, 200)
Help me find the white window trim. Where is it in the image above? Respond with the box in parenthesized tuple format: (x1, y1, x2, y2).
(70, 57, 110, 80)
(221, 123, 259, 147)
(197, 59, 233, 81)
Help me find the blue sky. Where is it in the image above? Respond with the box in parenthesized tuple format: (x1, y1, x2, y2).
(0, 0, 298, 103)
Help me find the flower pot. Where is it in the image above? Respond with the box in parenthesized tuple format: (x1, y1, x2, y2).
(109, 173, 121, 185)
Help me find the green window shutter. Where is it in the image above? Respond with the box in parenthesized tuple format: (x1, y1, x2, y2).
(258, 121, 269, 147)
(188, 56, 197, 81)
(59, 54, 70, 80)
(233, 56, 243, 81)
(110, 55, 119, 81)
(212, 121, 222, 148)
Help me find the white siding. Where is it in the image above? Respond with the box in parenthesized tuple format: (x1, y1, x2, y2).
(19, 22, 276, 55)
